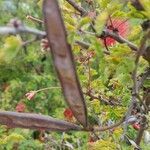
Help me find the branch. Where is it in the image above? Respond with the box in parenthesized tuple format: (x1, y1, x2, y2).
(84, 91, 121, 106)
(0, 111, 81, 131)
(79, 29, 138, 51)
(75, 40, 90, 49)
(130, 0, 144, 11)
(0, 26, 45, 37)
(22, 37, 38, 46)
(0, 25, 138, 54)
(66, 0, 87, 16)
(132, 30, 150, 97)
(138, 68, 150, 90)
(99, 30, 138, 51)
(26, 15, 43, 24)
(93, 117, 125, 132)
(123, 30, 150, 137)
(135, 116, 147, 147)
(75, 40, 110, 55)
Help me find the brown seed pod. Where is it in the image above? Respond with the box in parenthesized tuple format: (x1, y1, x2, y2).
(43, 0, 88, 127)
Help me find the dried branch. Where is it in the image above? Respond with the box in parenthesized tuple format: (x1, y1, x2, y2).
(0, 26, 45, 37)
(22, 37, 38, 46)
(79, 29, 138, 51)
(66, 0, 87, 16)
(0, 26, 138, 54)
(93, 117, 125, 132)
(84, 91, 121, 106)
(99, 30, 138, 51)
(0, 111, 81, 131)
(75, 40, 110, 55)
(135, 116, 147, 147)
(132, 30, 150, 97)
(75, 40, 90, 49)
(138, 68, 150, 90)
(130, 0, 144, 11)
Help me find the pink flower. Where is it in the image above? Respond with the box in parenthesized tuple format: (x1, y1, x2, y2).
(40, 38, 50, 52)
(88, 11, 96, 19)
(16, 102, 26, 112)
(104, 18, 129, 46)
(132, 123, 140, 130)
(25, 91, 36, 100)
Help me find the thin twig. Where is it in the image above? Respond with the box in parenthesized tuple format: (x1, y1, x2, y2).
(36, 87, 61, 93)
(87, 59, 91, 92)
(135, 116, 147, 147)
(84, 91, 121, 106)
(132, 30, 150, 100)
(22, 37, 38, 46)
(26, 15, 43, 24)
(138, 68, 150, 90)
(130, 0, 144, 11)
(93, 117, 125, 132)
(75, 40, 90, 49)
(66, 0, 87, 16)
(0, 26, 45, 37)
(75, 40, 110, 55)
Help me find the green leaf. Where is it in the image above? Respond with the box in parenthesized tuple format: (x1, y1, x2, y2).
(97, 0, 112, 9)
(37, 0, 43, 8)
(139, 0, 150, 18)
(1, 35, 22, 63)
(77, 17, 91, 29)
(95, 11, 108, 33)
(143, 78, 150, 88)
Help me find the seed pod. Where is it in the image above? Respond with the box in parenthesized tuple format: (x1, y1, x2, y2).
(43, 0, 87, 127)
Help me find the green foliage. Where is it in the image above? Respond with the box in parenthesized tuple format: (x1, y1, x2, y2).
(95, 11, 108, 33)
(0, 35, 22, 63)
(0, 0, 149, 149)
(88, 138, 118, 150)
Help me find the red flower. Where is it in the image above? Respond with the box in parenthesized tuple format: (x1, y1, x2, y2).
(104, 18, 129, 46)
(88, 137, 95, 143)
(132, 123, 140, 130)
(64, 108, 73, 120)
(25, 91, 36, 100)
(16, 102, 26, 112)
